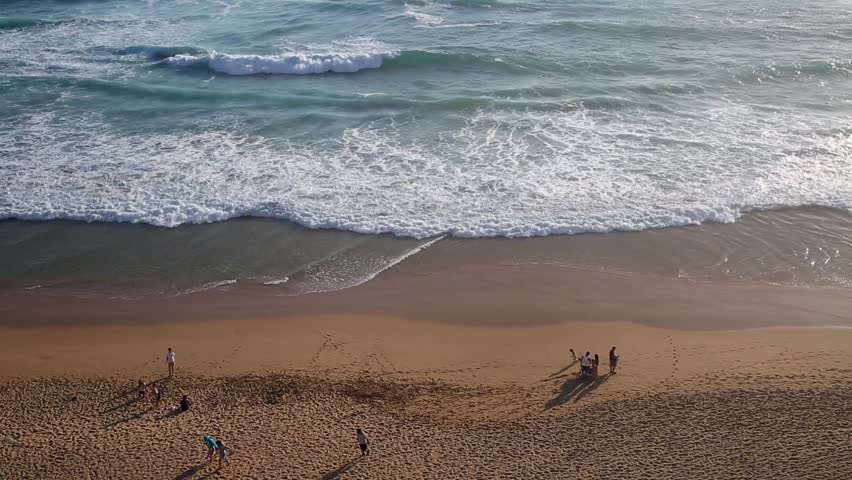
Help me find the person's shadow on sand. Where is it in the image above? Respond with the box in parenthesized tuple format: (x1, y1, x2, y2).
(541, 360, 578, 383)
(100, 395, 144, 415)
(174, 463, 223, 480)
(104, 376, 170, 404)
(545, 373, 612, 409)
(321, 456, 364, 480)
(103, 405, 154, 428)
(174, 465, 205, 480)
(551, 360, 578, 375)
(155, 407, 187, 421)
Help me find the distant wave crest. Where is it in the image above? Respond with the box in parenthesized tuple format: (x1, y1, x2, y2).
(164, 43, 398, 75)
(160, 47, 533, 76)
(116, 45, 206, 61)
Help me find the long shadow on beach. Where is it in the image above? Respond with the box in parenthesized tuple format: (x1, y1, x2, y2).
(105, 376, 170, 403)
(175, 464, 205, 480)
(175, 463, 223, 480)
(321, 456, 364, 480)
(104, 405, 153, 428)
(101, 376, 170, 416)
(543, 360, 578, 382)
(100, 393, 150, 414)
(545, 373, 612, 410)
(155, 408, 186, 421)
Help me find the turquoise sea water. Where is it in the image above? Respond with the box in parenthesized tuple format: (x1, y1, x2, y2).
(1, 0, 851, 239)
(1, 0, 852, 295)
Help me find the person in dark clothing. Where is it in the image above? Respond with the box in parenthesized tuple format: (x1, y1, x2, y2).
(152, 385, 162, 407)
(216, 440, 232, 467)
(592, 354, 600, 378)
(609, 346, 619, 374)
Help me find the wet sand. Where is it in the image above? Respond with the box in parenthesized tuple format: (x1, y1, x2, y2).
(3, 207, 852, 296)
(2, 259, 852, 330)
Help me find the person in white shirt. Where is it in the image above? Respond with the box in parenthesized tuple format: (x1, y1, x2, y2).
(166, 347, 176, 377)
(356, 428, 369, 456)
(580, 352, 591, 376)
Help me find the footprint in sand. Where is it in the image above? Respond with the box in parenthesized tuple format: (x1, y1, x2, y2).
(667, 335, 679, 377)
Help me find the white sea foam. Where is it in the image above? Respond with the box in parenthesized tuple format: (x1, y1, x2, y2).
(2, 104, 850, 239)
(165, 39, 398, 75)
(404, 4, 446, 27)
(287, 235, 447, 295)
(428, 22, 499, 28)
(401, 2, 495, 29)
(345, 234, 446, 288)
(166, 279, 237, 297)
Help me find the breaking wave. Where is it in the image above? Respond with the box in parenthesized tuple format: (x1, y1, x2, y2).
(162, 39, 399, 75)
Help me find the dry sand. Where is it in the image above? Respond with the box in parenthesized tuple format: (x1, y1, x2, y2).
(1, 311, 851, 479)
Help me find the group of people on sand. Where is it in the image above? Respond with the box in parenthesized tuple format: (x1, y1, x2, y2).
(133, 347, 190, 411)
(136, 379, 163, 407)
(569, 346, 619, 378)
(140, 347, 373, 469)
(197, 428, 368, 468)
(202, 434, 232, 468)
(144, 342, 616, 471)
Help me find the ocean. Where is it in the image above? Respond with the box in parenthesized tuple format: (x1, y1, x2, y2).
(1, 0, 851, 295)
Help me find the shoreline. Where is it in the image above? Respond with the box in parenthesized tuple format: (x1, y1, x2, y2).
(2, 262, 851, 330)
(4, 206, 852, 296)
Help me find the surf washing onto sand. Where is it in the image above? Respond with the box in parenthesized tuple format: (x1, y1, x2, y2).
(1, 0, 852, 295)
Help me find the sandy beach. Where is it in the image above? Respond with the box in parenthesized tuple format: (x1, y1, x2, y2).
(2, 262, 852, 479)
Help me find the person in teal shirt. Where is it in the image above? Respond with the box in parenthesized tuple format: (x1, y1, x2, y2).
(203, 435, 217, 462)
